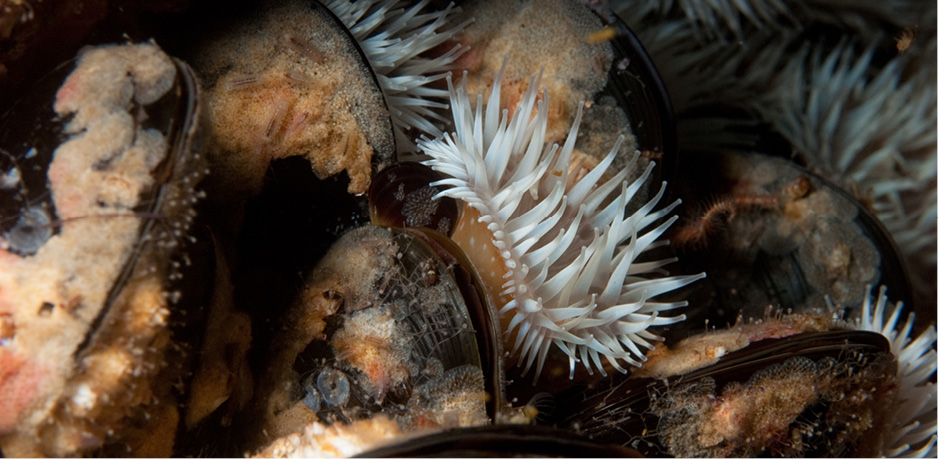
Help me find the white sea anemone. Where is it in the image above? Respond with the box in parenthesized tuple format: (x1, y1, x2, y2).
(325, 0, 470, 152)
(755, 41, 937, 265)
(846, 286, 937, 458)
(418, 62, 704, 381)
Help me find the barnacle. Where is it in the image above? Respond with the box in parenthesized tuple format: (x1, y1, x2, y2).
(419, 62, 704, 381)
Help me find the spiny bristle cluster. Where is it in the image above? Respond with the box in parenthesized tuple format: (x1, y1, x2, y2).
(326, 0, 470, 152)
(847, 286, 937, 458)
(418, 62, 704, 381)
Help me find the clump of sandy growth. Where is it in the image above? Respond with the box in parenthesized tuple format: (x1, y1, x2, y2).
(0, 43, 207, 456)
(454, 0, 615, 146)
(194, 0, 395, 197)
(255, 415, 421, 458)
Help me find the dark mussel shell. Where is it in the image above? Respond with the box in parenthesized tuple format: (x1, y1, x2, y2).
(0, 48, 209, 356)
(0, 43, 211, 457)
(551, 330, 894, 457)
(368, 162, 503, 417)
(241, 225, 500, 453)
(356, 423, 642, 458)
(403, 226, 506, 420)
(602, 12, 677, 185)
(543, 8, 677, 214)
(664, 150, 913, 335)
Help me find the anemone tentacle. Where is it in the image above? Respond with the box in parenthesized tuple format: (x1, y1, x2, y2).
(847, 286, 937, 458)
(418, 63, 704, 381)
(326, 0, 471, 152)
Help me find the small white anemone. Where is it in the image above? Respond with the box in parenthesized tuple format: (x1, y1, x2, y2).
(326, 0, 471, 152)
(840, 286, 937, 458)
(418, 60, 704, 381)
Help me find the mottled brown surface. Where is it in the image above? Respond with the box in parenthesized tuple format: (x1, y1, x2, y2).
(192, 0, 394, 197)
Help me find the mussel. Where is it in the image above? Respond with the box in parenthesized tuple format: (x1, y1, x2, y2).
(665, 149, 915, 336)
(552, 327, 899, 457)
(0, 42, 211, 456)
(242, 225, 502, 454)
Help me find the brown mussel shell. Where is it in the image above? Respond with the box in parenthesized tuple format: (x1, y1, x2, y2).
(367, 160, 505, 417)
(402, 226, 506, 419)
(368, 162, 502, 418)
(603, 12, 677, 185)
(551, 330, 894, 457)
(552, 9, 677, 213)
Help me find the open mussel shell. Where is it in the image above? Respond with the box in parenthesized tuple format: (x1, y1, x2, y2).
(664, 149, 913, 335)
(0, 43, 211, 457)
(356, 424, 642, 458)
(367, 162, 504, 418)
(551, 329, 895, 457)
(402, 226, 506, 419)
(243, 225, 502, 454)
